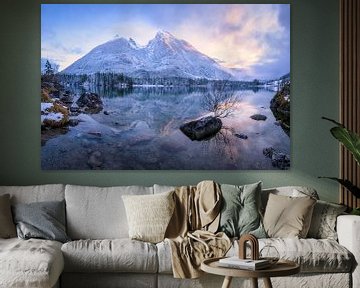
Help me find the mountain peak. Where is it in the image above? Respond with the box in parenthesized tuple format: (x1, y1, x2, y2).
(155, 30, 175, 41)
(128, 37, 138, 48)
(62, 31, 233, 80)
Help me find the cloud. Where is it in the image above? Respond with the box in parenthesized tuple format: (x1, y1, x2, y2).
(41, 4, 290, 78)
(175, 5, 287, 70)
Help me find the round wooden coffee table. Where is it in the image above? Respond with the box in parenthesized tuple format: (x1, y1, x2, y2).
(201, 257, 300, 288)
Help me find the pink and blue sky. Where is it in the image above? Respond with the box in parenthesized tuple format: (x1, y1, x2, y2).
(41, 4, 290, 80)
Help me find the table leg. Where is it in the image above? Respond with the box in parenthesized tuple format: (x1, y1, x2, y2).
(263, 277, 273, 288)
(221, 276, 233, 288)
(251, 278, 258, 288)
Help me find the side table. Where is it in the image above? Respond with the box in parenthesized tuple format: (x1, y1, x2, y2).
(201, 257, 300, 288)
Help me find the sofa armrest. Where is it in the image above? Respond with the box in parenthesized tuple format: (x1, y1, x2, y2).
(337, 215, 360, 288)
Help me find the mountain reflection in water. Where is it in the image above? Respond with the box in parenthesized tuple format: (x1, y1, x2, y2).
(41, 86, 290, 170)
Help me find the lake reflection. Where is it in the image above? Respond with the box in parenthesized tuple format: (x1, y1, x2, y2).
(41, 86, 290, 170)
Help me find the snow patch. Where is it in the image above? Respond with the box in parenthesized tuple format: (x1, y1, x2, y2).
(41, 112, 64, 122)
(41, 102, 53, 112)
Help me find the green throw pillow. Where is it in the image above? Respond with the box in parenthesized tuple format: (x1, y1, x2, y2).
(218, 182, 266, 238)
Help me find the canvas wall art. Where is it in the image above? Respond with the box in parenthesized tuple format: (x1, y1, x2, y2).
(41, 4, 290, 170)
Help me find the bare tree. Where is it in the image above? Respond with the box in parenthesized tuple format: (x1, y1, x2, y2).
(202, 80, 240, 118)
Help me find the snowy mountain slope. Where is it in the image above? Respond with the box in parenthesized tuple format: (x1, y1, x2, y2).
(61, 31, 233, 80)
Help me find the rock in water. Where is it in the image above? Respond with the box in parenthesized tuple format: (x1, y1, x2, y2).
(235, 133, 248, 140)
(263, 147, 290, 170)
(88, 151, 103, 169)
(180, 116, 222, 141)
(60, 91, 74, 107)
(250, 114, 267, 121)
(76, 92, 103, 114)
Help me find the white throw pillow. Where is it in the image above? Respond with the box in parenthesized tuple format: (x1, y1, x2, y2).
(122, 191, 175, 243)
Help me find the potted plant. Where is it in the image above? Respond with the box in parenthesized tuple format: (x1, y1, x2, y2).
(320, 117, 360, 215)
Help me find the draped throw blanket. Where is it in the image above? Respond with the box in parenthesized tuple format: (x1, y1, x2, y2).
(165, 181, 231, 278)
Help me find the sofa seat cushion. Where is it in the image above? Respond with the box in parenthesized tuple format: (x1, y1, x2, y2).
(0, 238, 64, 288)
(232, 238, 354, 273)
(65, 185, 153, 239)
(62, 239, 158, 273)
(157, 238, 354, 274)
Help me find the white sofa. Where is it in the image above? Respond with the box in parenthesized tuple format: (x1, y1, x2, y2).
(0, 184, 359, 288)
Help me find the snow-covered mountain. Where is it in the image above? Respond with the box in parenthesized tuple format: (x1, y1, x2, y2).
(61, 31, 233, 80)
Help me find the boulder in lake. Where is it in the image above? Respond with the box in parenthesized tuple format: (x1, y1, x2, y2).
(76, 92, 103, 114)
(235, 133, 248, 140)
(87, 150, 103, 169)
(180, 116, 222, 141)
(250, 114, 267, 121)
(263, 147, 290, 170)
(60, 91, 74, 107)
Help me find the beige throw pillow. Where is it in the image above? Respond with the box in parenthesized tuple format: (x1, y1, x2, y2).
(122, 191, 175, 243)
(0, 194, 17, 238)
(263, 193, 316, 238)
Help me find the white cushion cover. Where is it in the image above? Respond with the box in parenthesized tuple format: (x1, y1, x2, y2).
(0, 184, 65, 204)
(157, 238, 353, 274)
(157, 273, 351, 288)
(61, 239, 158, 273)
(61, 273, 157, 288)
(337, 215, 360, 288)
(0, 238, 63, 288)
(65, 185, 153, 239)
(153, 184, 176, 194)
(122, 191, 175, 243)
(229, 238, 353, 273)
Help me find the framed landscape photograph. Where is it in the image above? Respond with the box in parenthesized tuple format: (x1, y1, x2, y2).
(41, 4, 290, 170)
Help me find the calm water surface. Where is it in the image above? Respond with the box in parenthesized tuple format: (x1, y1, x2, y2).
(41, 86, 290, 170)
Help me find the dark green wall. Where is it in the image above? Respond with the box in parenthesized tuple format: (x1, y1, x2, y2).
(0, 0, 340, 202)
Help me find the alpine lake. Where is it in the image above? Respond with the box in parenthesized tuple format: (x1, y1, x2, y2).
(41, 85, 290, 170)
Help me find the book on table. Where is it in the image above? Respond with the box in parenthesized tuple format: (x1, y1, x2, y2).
(218, 257, 271, 270)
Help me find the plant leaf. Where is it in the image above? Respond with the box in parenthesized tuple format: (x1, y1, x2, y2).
(321, 116, 344, 127)
(322, 117, 360, 165)
(330, 126, 360, 165)
(318, 177, 360, 198)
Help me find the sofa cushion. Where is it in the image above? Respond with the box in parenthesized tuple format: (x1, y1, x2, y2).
(236, 238, 353, 273)
(261, 186, 319, 213)
(61, 273, 157, 288)
(307, 200, 347, 240)
(122, 191, 175, 243)
(0, 184, 65, 204)
(218, 182, 266, 238)
(263, 194, 316, 238)
(0, 238, 64, 288)
(0, 194, 16, 238)
(12, 200, 70, 243)
(153, 184, 176, 194)
(158, 238, 353, 274)
(61, 239, 158, 273)
(65, 185, 153, 239)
